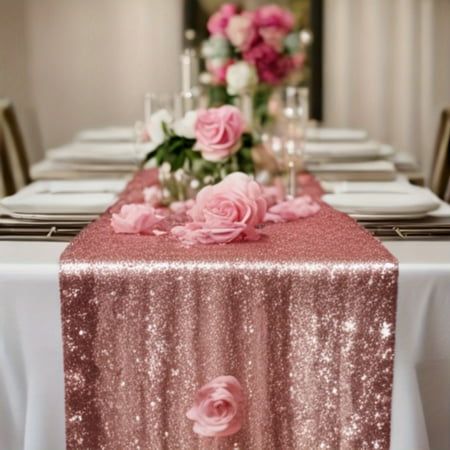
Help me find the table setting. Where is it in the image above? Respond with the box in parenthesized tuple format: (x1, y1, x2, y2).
(1, 2, 450, 450)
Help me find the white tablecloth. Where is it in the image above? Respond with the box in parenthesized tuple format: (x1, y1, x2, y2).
(1, 241, 449, 450)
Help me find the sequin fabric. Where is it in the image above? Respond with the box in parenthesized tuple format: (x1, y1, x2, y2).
(60, 170, 398, 449)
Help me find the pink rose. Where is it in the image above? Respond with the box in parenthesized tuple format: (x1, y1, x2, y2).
(186, 376, 244, 437)
(255, 5, 295, 33)
(171, 173, 267, 245)
(143, 185, 162, 206)
(243, 42, 294, 85)
(264, 195, 320, 223)
(111, 203, 164, 234)
(207, 3, 239, 36)
(226, 12, 258, 51)
(194, 106, 245, 162)
(189, 173, 266, 227)
(206, 59, 235, 85)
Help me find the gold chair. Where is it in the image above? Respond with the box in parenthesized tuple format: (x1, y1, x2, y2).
(430, 108, 450, 201)
(0, 98, 32, 195)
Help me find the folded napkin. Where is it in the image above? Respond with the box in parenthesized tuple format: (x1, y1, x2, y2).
(1, 192, 117, 214)
(31, 159, 137, 180)
(75, 127, 135, 143)
(304, 141, 393, 159)
(321, 179, 418, 194)
(47, 142, 153, 164)
(306, 128, 368, 142)
(307, 160, 397, 182)
(20, 179, 128, 195)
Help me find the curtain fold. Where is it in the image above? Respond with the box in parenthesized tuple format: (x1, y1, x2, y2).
(324, 0, 450, 177)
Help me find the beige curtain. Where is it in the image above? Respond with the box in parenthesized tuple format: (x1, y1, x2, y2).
(324, 0, 450, 177)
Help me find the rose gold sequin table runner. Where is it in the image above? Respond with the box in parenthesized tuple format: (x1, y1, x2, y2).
(60, 170, 398, 449)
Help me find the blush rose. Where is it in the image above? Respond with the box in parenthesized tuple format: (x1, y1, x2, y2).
(194, 106, 246, 162)
(186, 376, 244, 437)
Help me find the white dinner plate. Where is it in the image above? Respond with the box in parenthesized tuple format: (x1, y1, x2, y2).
(350, 212, 432, 220)
(322, 192, 440, 215)
(19, 179, 128, 195)
(1, 192, 116, 214)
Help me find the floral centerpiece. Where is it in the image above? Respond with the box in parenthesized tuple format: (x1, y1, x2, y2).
(201, 3, 306, 125)
(142, 105, 255, 203)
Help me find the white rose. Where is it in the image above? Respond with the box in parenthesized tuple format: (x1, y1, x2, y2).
(173, 110, 198, 139)
(145, 109, 173, 146)
(226, 61, 258, 96)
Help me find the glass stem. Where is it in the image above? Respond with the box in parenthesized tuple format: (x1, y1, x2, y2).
(288, 160, 296, 198)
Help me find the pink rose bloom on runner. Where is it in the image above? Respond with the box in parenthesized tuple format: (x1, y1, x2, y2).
(171, 173, 267, 245)
(194, 105, 246, 162)
(226, 12, 258, 51)
(207, 3, 239, 36)
(186, 376, 244, 437)
(264, 195, 320, 223)
(111, 204, 164, 235)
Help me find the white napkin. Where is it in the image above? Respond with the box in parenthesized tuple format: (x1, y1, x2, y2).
(1, 192, 116, 214)
(47, 142, 152, 164)
(20, 179, 128, 195)
(304, 141, 391, 159)
(75, 127, 135, 143)
(321, 179, 418, 194)
(308, 160, 396, 173)
(306, 128, 368, 142)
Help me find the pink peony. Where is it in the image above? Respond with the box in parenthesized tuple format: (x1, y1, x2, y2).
(186, 376, 244, 437)
(111, 203, 164, 234)
(226, 12, 258, 51)
(172, 173, 267, 245)
(259, 27, 286, 52)
(207, 3, 239, 36)
(255, 4, 295, 33)
(143, 185, 162, 206)
(264, 195, 320, 223)
(243, 42, 294, 85)
(194, 106, 246, 162)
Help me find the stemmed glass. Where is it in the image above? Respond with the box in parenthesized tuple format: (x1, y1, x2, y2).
(261, 87, 309, 197)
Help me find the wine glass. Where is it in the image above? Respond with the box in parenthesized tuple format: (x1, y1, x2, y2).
(261, 87, 309, 197)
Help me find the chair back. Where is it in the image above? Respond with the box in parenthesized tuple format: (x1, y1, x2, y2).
(0, 99, 31, 195)
(430, 108, 450, 200)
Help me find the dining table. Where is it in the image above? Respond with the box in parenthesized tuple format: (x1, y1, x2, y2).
(0, 238, 449, 450)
